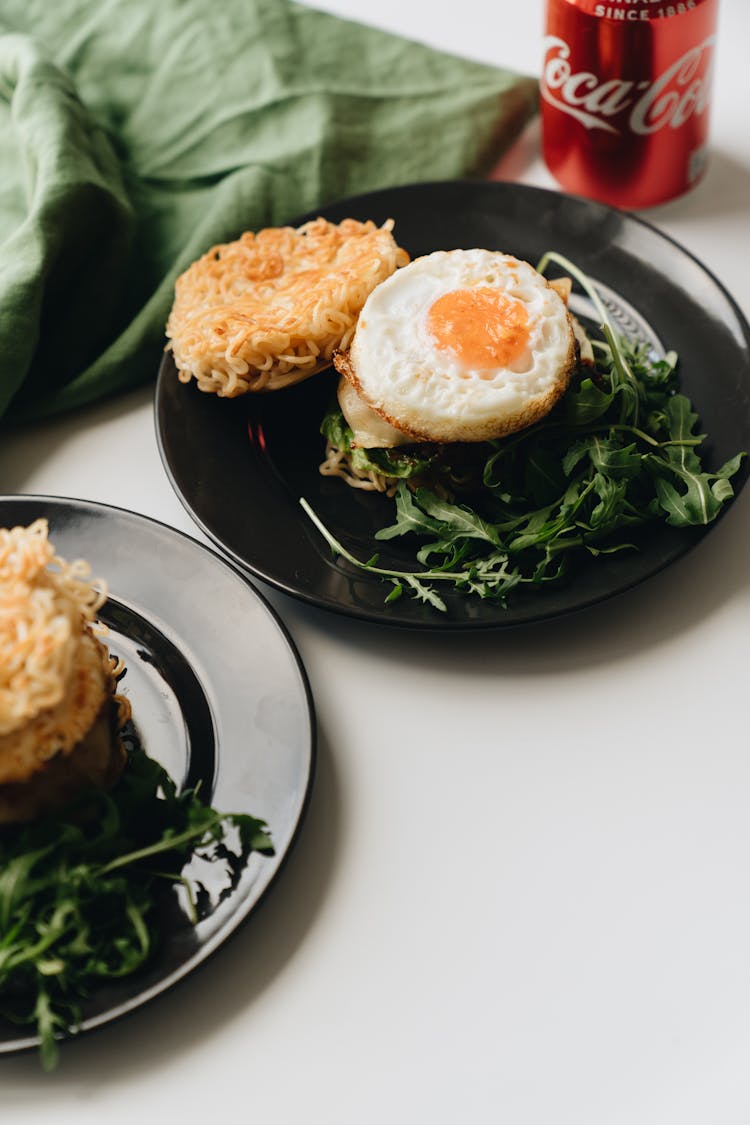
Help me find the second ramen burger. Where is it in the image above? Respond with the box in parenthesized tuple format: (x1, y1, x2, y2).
(0, 520, 129, 824)
(167, 217, 409, 397)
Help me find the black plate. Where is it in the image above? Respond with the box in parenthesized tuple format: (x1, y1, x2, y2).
(155, 180, 750, 629)
(0, 495, 315, 1055)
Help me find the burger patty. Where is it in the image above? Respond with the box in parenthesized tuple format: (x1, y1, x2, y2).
(0, 700, 125, 825)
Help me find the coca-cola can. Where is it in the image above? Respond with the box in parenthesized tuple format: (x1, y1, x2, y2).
(540, 0, 717, 209)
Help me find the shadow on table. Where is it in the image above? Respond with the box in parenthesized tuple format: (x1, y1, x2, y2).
(0, 386, 155, 492)
(644, 146, 750, 226)
(489, 131, 750, 232)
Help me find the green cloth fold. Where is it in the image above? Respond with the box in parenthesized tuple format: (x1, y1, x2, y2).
(0, 0, 537, 422)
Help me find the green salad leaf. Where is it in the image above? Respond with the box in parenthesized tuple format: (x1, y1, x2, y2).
(304, 253, 745, 612)
(0, 739, 272, 1070)
(321, 406, 443, 481)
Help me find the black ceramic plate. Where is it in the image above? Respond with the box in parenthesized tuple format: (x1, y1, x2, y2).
(0, 495, 315, 1055)
(155, 180, 750, 629)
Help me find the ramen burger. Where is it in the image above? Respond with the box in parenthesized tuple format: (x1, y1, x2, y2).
(167, 217, 409, 397)
(0, 520, 129, 824)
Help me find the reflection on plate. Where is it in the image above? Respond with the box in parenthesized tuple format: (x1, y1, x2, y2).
(0, 495, 315, 1055)
(155, 180, 750, 629)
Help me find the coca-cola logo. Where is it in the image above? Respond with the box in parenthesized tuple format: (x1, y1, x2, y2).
(541, 34, 715, 134)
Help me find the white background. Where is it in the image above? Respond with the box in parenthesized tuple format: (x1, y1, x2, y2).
(3, 2, 750, 1122)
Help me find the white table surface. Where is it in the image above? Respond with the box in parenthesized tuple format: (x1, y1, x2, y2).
(3, 2, 750, 1122)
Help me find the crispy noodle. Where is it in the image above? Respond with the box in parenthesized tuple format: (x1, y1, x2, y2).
(166, 217, 409, 397)
(319, 439, 400, 497)
(319, 440, 456, 502)
(0, 520, 129, 784)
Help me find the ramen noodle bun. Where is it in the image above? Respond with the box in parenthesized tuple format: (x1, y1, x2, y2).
(166, 217, 410, 397)
(334, 249, 577, 444)
(0, 520, 130, 824)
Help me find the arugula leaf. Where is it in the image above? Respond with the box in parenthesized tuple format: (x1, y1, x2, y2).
(402, 574, 448, 611)
(563, 376, 615, 425)
(643, 396, 745, 526)
(411, 488, 503, 546)
(374, 483, 444, 540)
(524, 444, 568, 505)
(649, 455, 743, 527)
(587, 472, 630, 531)
(588, 437, 642, 480)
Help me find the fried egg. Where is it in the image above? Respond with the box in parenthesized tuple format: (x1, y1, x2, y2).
(334, 249, 576, 444)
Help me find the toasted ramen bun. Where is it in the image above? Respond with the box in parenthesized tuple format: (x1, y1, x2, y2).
(166, 217, 409, 398)
(0, 520, 129, 824)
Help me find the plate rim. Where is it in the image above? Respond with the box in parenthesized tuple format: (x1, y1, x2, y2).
(155, 178, 750, 630)
(0, 492, 317, 1055)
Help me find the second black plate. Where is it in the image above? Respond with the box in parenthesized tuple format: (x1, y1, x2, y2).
(155, 180, 750, 628)
(0, 495, 315, 1055)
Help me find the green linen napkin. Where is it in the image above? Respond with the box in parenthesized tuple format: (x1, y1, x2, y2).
(0, 0, 537, 423)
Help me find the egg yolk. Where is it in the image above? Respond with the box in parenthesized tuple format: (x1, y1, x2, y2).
(427, 287, 530, 369)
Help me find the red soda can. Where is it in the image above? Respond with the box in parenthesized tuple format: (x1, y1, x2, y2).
(540, 0, 717, 209)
